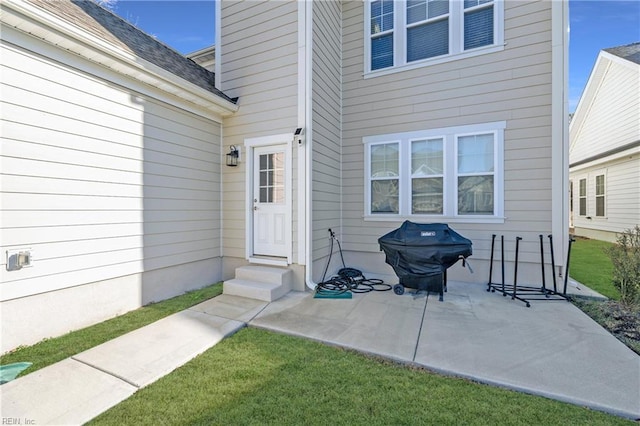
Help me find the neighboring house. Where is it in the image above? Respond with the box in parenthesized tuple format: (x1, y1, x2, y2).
(187, 46, 215, 71)
(1, 0, 569, 353)
(569, 42, 640, 242)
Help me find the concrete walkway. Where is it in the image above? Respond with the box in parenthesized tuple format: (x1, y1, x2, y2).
(2, 282, 639, 424)
(0, 296, 267, 425)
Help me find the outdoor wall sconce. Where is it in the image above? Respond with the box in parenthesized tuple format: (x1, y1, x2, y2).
(226, 145, 239, 167)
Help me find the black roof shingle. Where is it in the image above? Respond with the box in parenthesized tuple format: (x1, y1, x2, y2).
(604, 42, 640, 65)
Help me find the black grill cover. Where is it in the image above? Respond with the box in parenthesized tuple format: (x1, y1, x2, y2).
(378, 221, 472, 281)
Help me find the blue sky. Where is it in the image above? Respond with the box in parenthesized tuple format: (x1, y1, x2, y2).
(110, 1, 639, 112)
(109, 1, 215, 54)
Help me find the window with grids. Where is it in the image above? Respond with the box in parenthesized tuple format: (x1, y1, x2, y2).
(367, 0, 501, 73)
(364, 122, 504, 219)
(370, 0, 395, 70)
(258, 153, 285, 204)
(579, 178, 587, 216)
(595, 174, 605, 217)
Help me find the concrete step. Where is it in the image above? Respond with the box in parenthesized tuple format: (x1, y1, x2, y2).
(235, 265, 293, 286)
(223, 278, 290, 302)
(223, 266, 293, 302)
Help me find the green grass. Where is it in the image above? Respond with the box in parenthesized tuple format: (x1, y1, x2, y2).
(0, 282, 223, 376)
(569, 237, 619, 300)
(89, 327, 631, 425)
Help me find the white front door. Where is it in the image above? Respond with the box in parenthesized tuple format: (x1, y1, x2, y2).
(252, 146, 288, 257)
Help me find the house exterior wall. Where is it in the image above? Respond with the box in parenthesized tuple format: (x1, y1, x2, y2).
(571, 155, 640, 242)
(340, 0, 563, 283)
(310, 0, 343, 281)
(569, 52, 640, 241)
(219, 0, 301, 279)
(1, 30, 224, 352)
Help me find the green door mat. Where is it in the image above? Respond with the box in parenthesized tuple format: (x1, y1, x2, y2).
(1, 362, 32, 384)
(314, 289, 352, 299)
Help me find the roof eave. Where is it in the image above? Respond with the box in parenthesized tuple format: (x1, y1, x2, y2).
(1, 0, 238, 117)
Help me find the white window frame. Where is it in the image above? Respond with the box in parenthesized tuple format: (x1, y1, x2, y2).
(363, 121, 505, 223)
(364, 0, 505, 77)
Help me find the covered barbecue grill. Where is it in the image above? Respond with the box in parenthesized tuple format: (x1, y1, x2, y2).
(378, 221, 472, 300)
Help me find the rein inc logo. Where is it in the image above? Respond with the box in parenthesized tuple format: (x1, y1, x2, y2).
(2, 419, 35, 425)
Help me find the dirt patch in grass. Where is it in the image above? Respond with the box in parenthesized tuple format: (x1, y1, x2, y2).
(572, 297, 640, 355)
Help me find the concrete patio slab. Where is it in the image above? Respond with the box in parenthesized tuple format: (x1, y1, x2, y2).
(74, 309, 244, 388)
(251, 284, 640, 419)
(415, 281, 640, 419)
(252, 290, 429, 361)
(0, 358, 136, 425)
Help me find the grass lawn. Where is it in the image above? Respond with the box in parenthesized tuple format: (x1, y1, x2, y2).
(88, 327, 632, 425)
(0, 283, 223, 375)
(569, 237, 618, 299)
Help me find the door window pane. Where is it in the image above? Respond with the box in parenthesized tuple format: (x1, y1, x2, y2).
(258, 153, 284, 203)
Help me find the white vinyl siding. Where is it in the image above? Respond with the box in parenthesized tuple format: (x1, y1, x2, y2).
(220, 1, 299, 261)
(1, 40, 222, 301)
(569, 47, 640, 240)
(571, 159, 639, 240)
(570, 53, 640, 164)
(311, 0, 343, 269)
(343, 0, 557, 270)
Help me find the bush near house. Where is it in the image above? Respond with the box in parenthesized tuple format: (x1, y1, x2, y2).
(605, 225, 640, 307)
(570, 230, 640, 355)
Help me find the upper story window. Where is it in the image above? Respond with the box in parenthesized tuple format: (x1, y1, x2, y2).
(371, 0, 395, 70)
(366, 0, 504, 75)
(364, 121, 505, 222)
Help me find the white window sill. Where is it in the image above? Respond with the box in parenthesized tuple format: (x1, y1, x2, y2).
(364, 215, 506, 224)
(364, 43, 506, 79)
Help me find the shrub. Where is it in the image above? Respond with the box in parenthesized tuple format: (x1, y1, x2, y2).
(605, 225, 640, 306)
